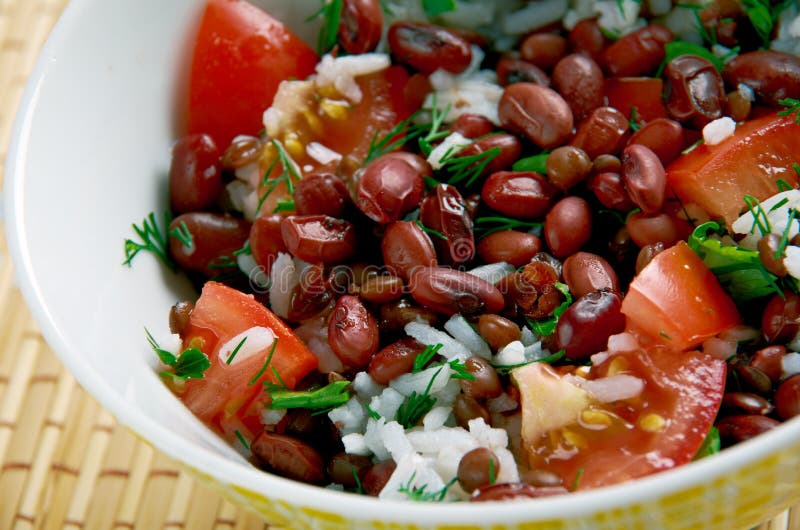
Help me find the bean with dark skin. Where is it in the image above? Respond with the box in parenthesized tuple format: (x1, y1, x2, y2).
(419, 184, 475, 265)
(328, 295, 380, 369)
(357, 152, 429, 224)
(562, 252, 619, 298)
(381, 221, 438, 281)
(169, 213, 250, 275)
(408, 266, 505, 316)
(723, 51, 800, 106)
(294, 172, 350, 218)
(477, 314, 521, 351)
(169, 134, 223, 214)
(481, 171, 558, 219)
(458, 447, 501, 493)
(635, 242, 666, 274)
(569, 18, 607, 62)
(758, 234, 788, 277)
(362, 460, 397, 496)
(621, 144, 666, 214)
(327, 452, 373, 488)
(555, 290, 626, 359)
(477, 230, 541, 267)
(726, 89, 752, 122)
(663, 55, 726, 129)
(761, 292, 800, 343)
(496, 59, 550, 88)
(544, 196, 592, 259)
(450, 113, 495, 139)
(249, 214, 287, 275)
(570, 106, 630, 159)
(775, 374, 800, 420)
(461, 356, 503, 400)
(592, 154, 621, 174)
(750, 345, 785, 383)
(546, 145, 592, 191)
(626, 212, 689, 248)
(338, 0, 382, 54)
(453, 394, 491, 428)
(388, 21, 472, 74)
(168, 301, 193, 337)
(552, 54, 604, 122)
(627, 118, 685, 166)
(379, 297, 439, 333)
(722, 392, 774, 415)
(251, 432, 326, 485)
(601, 25, 673, 77)
(288, 263, 333, 322)
(519, 33, 568, 70)
(359, 275, 405, 304)
(588, 171, 636, 212)
(281, 215, 357, 264)
(717, 415, 779, 444)
(470, 483, 568, 501)
(221, 135, 261, 169)
(498, 83, 574, 149)
(734, 363, 773, 395)
(456, 133, 522, 178)
(511, 263, 565, 320)
(368, 337, 425, 385)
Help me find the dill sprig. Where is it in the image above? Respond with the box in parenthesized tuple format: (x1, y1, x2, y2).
(778, 98, 800, 124)
(234, 430, 251, 451)
(398, 472, 457, 502)
(168, 220, 193, 249)
(224, 336, 248, 365)
(364, 99, 451, 164)
(256, 140, 302, 214)
(412, 344, 444, 372)
(249, 338, 279, 386)
(743, 195, 772, 236)
(307, 0, 343, 55)
(441, 147, 500, 187)
(396, 367, 443, 428)
(124, 211, 175, 271)
(474, 216, 543, 238)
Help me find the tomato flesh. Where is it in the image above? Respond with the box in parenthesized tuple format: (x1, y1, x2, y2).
(604, 77, 668, 123)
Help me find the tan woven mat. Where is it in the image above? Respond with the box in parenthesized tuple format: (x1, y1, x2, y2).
(0, 0, 797, 529)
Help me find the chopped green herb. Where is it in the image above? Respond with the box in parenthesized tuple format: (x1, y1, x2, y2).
(146, 328, 211, 380)
(795, 163, 800, 178)
(233, 240, 252, 257)
(267, 380, 351, 411)
(416, 220, 447, 240)
(628, 107, 642, 132)
(492, 349, 566, 375)
(778, 98, 800, 124)
(743, 195, 772, 236)
(398, 472, 457, 502)
(474, 216, 543, 238)
(599, 27, 621, 41)
(775, 208, 799, 260)
(572, 468, 584, 491)
(769, 197, 790, 212)
(365, 403, 382, 420)
(693, 426, 721, 460)
(527, 283, 572, 337)
(422, 0, 456, 17)
(225, 336, 248, 365)
(418, 100, 452, 156)
(145, 327, 177, 366)
(273, 198, 296, 213)
(442, 147, 501, 187)
(742, 0, 773, 48)
(659, 331, 671, 340)
(124, 212, 175, 271)
(397, 367, 443, 428)
(512, 152, 549, 174)
(234, 430, 251, 451)
(352, 467, 365, 494)
(413, 343, 444, 373)
(656, 41, 728, 76)
(257, 140, 302, 213)
(488, 458, 496, 486)
(682, 138, 704, 155)
(445, 359, 476, 381)
(168, 220, 194, 249)
(307, 0, 343, 54)
(208, 255, 239, 270)
(249, 338, 279, 386)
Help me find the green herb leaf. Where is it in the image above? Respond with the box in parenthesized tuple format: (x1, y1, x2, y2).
(778, 98, 800, 124)
(413, 343, 444, 373)
(657, 41, 726, 76)
(249, 338, 279, 386)
(234, 430, 251, 451)
(693, 426, 720, 460)
(225, 336, 248, 365)
(628, 107, 642, 132)
(365, 403, 382, 420)
(512, 152, 549, 174)
(308, 0, 343, 54)
(422, 0, 456, 17)
(492, 349, 566, 375)
(473, 216, 543, 238)
(145, 327, 177, 366)
(168, 220, 194, 249)
(172, 348, 211, 380)
(416, 220, 447, 240)
(396, 367, 443, 428)
(273, 198, 296, 213)
(123, 212, 175, 271)
(527, 282, 572, 337)
(742, 0, 773, 47)
(445, 359, 476, 381)
(267, 380, 351, 411)
(257, 140, 302, 214)
(442, 147, 500, 187)
(398, 472, 457, 502)
(571, 468, 584, 491)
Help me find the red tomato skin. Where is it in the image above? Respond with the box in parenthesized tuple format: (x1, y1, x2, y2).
(621, 241, 740, 351)
(187, 0, 318, 148)
(180, 282, 318, 422)
(666, 113, 800, 225)
(604, 77, 668, 123)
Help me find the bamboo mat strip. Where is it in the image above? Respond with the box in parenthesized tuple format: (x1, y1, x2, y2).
(0, 0, 795, 529)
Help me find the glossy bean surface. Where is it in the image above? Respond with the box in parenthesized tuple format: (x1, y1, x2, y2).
(723, 51, 800, 106)
(338, 0, 383, 54)
(621, 144, 666, 214)
(552, 54, 604, 121)
(294, 172, 350, 218)
(251, 432, 326, 484)
(458, 447, 500, 493)
(388, 21, 472, 74)
(368, 337, 425, 385)
(169, 212, 250, 275)
(562, 252, 619, 298)
(409, 266, 505, 316)
(328, 295, 380, 368)
(419, 184, 475, 265)
(357, 152, 428, 223)
(498, 83, 574, 149)
(556, 290, 626, 359)
(169, 134, 222, 214)
(381, 221, 438, 280)
(664, 55, 726, 128)
(281, 215, 357, 264)
(481, 171, 557, 219)
(477, 230, 541, 267)
(570, 106, 629, 159)
(544, 196, 592, 259)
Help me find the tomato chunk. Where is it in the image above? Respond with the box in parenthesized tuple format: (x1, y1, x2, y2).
(187, 0, 318, 147)
(666, 113, 800, 225)
(621, 241, 740, 350)
(604, 77, 668, 123)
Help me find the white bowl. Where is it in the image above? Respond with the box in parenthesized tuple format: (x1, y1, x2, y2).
(6, 1, 800, 528)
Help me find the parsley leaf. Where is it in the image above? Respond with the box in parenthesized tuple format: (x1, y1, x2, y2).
(693, 426, 720, 460)
(146, 328, 211, 380)
(527, 282, 572, 337)
(267, 380, 351, 412)
(512, 152, 549, 174)
(422, 0, 456, 17)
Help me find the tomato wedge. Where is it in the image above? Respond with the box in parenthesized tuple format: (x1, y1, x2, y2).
(187, 0, 319, 148)
(180, 282, 318, 423)
(621, 241, 740, 351)
(604, 77, 668, 123)
(666, 113, 800, 225)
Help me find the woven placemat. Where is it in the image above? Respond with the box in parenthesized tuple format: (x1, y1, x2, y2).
(0, 1, 797, 529)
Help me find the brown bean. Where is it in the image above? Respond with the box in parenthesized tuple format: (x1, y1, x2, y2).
(601, 24, 673, 77)
(359, 275, 405, 304)
(750, 345, 785, 383)
(726, 89, 752, 122)
(457, 133, 522, 178)
(169, 134, 223, 214)
(458, 448, 501, 493)
(419, 184, 475, 265)
(716, 414, 779, 443)
(477, 230, 542, 267)
(544, 196, 592, 259)
(481, 171, 558, 219)
(664, 55, 727, 129)
(498, 83, 574, 149)
(169, 213, 250, 275)
(496, 59, 550, 88)
(627, 118, 685, 166)
(734, 364, 773, 395)
(328, 295, 380, 368)
(357, 152, 429, 223)
(626, 212, 687, 248)
(470, 483, 568, 501)
(761, 292, 800, 343)
(251, 432, 326, 484)
(409, 266, 505, 316)
(327, 452, 372, 488)
(520, 33, 568, 70)
(635, 242, 666, 274)
(556, 289, 625, 359)
(249, 214, 287, 276)
(569, 18, 607, 62)
(281, 215, 357, 264)
(722, 392, 774, 415)
(294, 172, 350, 218)
(450, 113, 495, 139)
(381, 221, 438, 281)
(169, 301, 193, 337)
(592, 154, 621, 174)
(289, 263, 333, 322)
(775, 374, 800, 420)
(453, 394, 491, 428)
(758, 234, 788, 277)
(338, 0, 382, 54)
(461, 356, 503, 399)
(723, 51, 800, 106)
(368, 337, 425, 385)
(588, 171, 636, 212)
(379, 297, 439, 333)
(221, 135, 261, 169)
(477, 314, 521, 351)
(562, 252, 619, 298)
(362, 460, 397, 496)
(552, 54, 604, 122)
(546, 146, 592, 190)
(621, 144, 666, 214)
(388, 21, 472, 74)
(570, 106, 629, 159)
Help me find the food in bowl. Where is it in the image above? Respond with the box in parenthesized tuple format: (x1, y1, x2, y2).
(124, 0, 800, 503)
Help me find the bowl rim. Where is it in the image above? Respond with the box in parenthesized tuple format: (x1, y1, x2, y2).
(5, 0, 800, 525)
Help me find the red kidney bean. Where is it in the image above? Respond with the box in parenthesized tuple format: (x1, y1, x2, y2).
(169, 301, 193, 337)
(470, 483, 568, 501)
(546, 145, 592, 190)
(627, 118, 685, 166)
(477, 314, 521, 351)
(556, 290, 625, 359)
(569, 18, 607, 63)
(327, 452, 372, 488)
(722, 392, 774, 415)
(498, 83, 574, 149)
(481, 171, 558, 219)
(329, 295, 379, 368)
(750, 345, 786, 383)
(544, 196, 592, 259)
(588, 171, 636, 211)
(381, 221, 438, 281)
(409, 266, 505, 316)
(562, 252, 619, 298)
(338, 0, 382, 54)
(716, 414, 779, 443)
(758, 234, 788, 277)
(626, 212, 688, 248)
(281, 215, 357, 264)
(592, 154, 621, 174)
(450, 113, 495, 139)
(169, 134, 222, 214)
(359, 274, 405, 304)
(775, 374, 800, 420)
(453, 394, 491, 428)
(289, 263, 333, 322)
(251, 432, 326, 484)
(368, 337, 425, 385)
(388, 21, 472, 74)
(570, 106, 630, 159)
(664, 55, 726, 129)
(621, 144, 666, 214)
(221, 135, 261, 169)
(520, 33, 568, 70)
(379, 297, 439, 333)
(419, 184, 475, 265)
(734, 363, 773, 395)
(635, 242, 665, 274)
(458, 447, 501, 493)
(357, 152, 429, 224)
(169, 213, 250, 275)
(249, 214, 287, 275)
(601, 25, 673, 77)
(294, 172, 350, 218)
(457, 133, 522, 178)
(477, 230, 542, 267)
(461, 356, 503, 399)
(362, 460, 397, 496)
(552, 54, 604, 122)
(762, 292, 800, 343)
(723, 51, 800, 106)
(496, 58, 550, 87)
